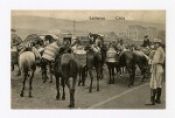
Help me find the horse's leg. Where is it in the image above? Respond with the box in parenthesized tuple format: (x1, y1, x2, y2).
(41, 59, 48, 83)
(67, 77, 76, 108)
(116, 63, 120, 80)
(11, 63, 14, 71)
(107, 64, 112, 84)
(49, 62, 53, 83)
(100, 65, 104, 80)
(20, 72, 27, 97)
(131, 66, 136, 86)
(16, 64, 21, 76)
(89, 69, 93, 93)
(61, 78, 66, 100)
(127, 67, 133, 87)
(29, 71, 34, 98)
(96, 68, 100, 91)
(82, 67, 86, 86)
(139, 64, 147, 82)
(55, 75, 60, 100)
(78, 67, 82, 86)
(128, 65, 135, 87)
(112, 65, 115, 84)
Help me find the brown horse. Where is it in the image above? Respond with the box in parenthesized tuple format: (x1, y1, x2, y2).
(80, 35, 106, 92)
(83, 47, 104, 93)
(118, 50, 149, 87)
(54, 49, 78, 108)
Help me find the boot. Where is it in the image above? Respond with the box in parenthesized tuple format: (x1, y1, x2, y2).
(155, 88, 161, 104)
(150, 89, 156, 105)
(145, 89, 156, 105)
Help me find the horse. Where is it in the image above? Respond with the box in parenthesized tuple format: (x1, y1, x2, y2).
(54, 48, 78, 108)
(19, 47, 41, 97)
(83, 44, 105, 93)
(118, 50, 149, 87)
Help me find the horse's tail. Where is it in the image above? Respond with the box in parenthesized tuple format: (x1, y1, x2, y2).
(19, 51, 36, 75)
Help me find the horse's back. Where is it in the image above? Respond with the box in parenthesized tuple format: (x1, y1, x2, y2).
(133, 50, 149, 65)
(19, 51, 36, 72)
(61, 54, 78, 78)
(119, 50, 135, 66)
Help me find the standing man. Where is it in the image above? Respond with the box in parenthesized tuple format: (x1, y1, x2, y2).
(41, 39, 61, 83)
(147, 39, 165, 105)
(142, 35, 150, 48)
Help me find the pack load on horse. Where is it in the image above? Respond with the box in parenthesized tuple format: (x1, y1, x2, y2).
(106, 41, 119, 84)
(41, 37, 61, 83)
(106, 41, 118, 63)
(71, 36, 87, 86)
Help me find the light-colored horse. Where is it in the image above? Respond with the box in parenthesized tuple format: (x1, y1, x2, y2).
(19, 48, 41, 97)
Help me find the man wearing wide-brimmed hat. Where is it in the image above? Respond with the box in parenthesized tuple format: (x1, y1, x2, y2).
(147, 39, 165, 105)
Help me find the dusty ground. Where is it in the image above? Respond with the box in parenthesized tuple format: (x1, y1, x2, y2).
(11, 65, 165, 109)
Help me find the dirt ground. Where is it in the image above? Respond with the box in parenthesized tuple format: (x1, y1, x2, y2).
(11, 65, 165, 109)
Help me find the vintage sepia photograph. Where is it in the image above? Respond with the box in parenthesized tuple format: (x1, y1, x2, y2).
(11, 10, 165, 109)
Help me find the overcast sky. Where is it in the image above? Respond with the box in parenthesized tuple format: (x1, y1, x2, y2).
(12, 10, 165, 24)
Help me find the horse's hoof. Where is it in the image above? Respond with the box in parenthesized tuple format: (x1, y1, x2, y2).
(56, 96, 60, 100)
(68, 104, 75, 108)
(29, 95, 33, 98)
(43, 80, 46, 83)
(62, 96, 65, 100)
(20, 93, 24, 97)
(49, 81, 53, 83)
(89, 90, 92, 93)
(128, 84, 133, 88)
(97, 88, 99, 91)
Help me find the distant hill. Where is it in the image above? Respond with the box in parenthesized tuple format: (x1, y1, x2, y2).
(12, 15, 165, 40)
